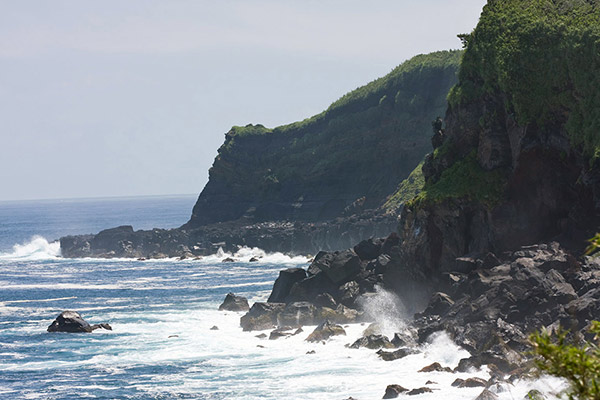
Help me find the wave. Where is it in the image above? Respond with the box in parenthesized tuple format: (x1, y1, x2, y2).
(0, 236, 61, 260)
(198, 246, 311, 265)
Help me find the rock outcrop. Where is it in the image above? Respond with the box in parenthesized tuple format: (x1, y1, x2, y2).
(218, 293, 250, 312)
(47, 311, 112, 333)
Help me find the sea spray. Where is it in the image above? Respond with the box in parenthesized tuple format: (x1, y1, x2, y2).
(357, 285, 409, 337)
(0, 236, 61, 260)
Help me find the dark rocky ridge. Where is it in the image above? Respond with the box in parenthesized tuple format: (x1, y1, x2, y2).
(60, 210, 398, 258)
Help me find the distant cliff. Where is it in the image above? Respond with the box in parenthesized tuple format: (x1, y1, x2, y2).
(186, 51, 461, 228)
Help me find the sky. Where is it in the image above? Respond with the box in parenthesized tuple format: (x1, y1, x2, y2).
(0, 0, 487, 202)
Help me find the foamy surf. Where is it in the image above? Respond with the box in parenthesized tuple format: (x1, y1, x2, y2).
(0, 236, 61, 260)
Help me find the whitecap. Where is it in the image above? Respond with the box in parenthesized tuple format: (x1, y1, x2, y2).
(0, 236, 61, 260)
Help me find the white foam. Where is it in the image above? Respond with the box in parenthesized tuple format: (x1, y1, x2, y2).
(0, 236, 61, 260)
(197, 246, 310, 265)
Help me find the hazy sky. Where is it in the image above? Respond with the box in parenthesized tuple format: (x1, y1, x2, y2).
(0, 0, 486, 201)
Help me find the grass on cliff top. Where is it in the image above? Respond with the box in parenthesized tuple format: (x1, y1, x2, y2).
(382, 160, 425, 213)
(408, 152, 507, 208)
(448, 0, 600, 159)
(222, 50, 462, 142)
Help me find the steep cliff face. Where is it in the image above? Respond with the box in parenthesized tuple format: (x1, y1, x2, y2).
(187, 51, 462, 228)
(395, 0, 600, 280)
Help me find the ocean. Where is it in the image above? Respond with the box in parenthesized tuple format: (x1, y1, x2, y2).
(0, 195, 563, 399)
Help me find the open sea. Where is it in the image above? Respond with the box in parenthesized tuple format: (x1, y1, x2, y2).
(0, 195, 564, 399)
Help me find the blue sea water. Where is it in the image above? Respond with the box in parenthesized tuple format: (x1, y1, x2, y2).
(0, 196, 563, 399)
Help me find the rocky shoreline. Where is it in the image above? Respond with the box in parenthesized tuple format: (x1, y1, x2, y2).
(59, 210, 398, 259)
(229, 236, 600, 398)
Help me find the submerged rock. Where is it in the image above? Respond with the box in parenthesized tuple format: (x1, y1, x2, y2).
(218, 293, 250, 312)
(418, 362, 452, 373)
(383, 384, 408, 398)
(377, 348, 418, 361)
(47, 311, 111, 333)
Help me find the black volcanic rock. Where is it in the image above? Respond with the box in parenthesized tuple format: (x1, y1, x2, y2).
(240, 302, 286, 332)
(47, 311, 110, 333)
(268, 268, 307, 303)
(218, 293, 250, 312)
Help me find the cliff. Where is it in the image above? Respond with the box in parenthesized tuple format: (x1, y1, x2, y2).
(186, 51, 461, 227)
(394, 0, 600, 281)
(252, 0, 600, 383)
(61, 51, 461, 258)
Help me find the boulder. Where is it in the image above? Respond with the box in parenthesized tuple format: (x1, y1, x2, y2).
(278, 302, 317, 327)
(349, 334, 395, 350)
(354, 238, 383, 261)
(305, 320, 346, 342)
(314, 292, 337, 309)
(240, 302, 285, 331)
(422, 292, 455, 316)
(383, 384, 408, 399)
(418, 362, 452, 373)
(474, 389, 499, 400)
(47, 311, 110, 333)
(377, 348, 418, 361)
(318, 250, 362, 284)
(338, 281, 360, 306)
(218, 293, 250, 312)
(457, 377, 487, 388)
(267, 268, 307, 303)
(407, 387, 433, 395)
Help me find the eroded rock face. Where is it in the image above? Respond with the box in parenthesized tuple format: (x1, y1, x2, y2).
(47, 311, 111, 333)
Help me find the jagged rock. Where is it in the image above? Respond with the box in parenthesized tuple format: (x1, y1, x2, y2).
(418, 362, 452, 373)
(314, 292, 337, 309)
(349, 334, 395, 350)
(305, 321, 346, 342)
(278, 302, 316, 327)
(269, 328, 292, 340)
(456, 377, 487, 388)
(383, 384, 408, 399)
(47, 311, 110, 333)
(407, 387, 433, 395)
(317, 250, 362, 284)
(338, 281, 360, 306)
(240, 302, 285, 331)
(474, 389, 499, 400)
(268, 268, 307, 303)
(451, 378, 464, 387)
(354, 238, 383, 261)
(422, 292, 454, 316)
(218, 293, 250, 312)
(377, 348, 418, 361)
(391, 330, 417, 348)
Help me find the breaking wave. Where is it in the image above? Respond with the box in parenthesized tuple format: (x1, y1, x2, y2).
(0, 236, 61, 260)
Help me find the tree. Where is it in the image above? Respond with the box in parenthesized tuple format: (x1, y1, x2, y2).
(530, 322, 600, 399)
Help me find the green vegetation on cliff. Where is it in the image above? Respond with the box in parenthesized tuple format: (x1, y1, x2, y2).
(409, 151, 507, 208)
(449, 0, 600, 159)
(190, 51, 462, 226)
(382, 161, 425, 213)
